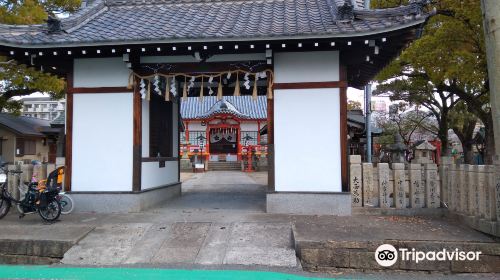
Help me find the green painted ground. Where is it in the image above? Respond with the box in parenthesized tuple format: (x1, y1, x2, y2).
(0, 266, 332, 280)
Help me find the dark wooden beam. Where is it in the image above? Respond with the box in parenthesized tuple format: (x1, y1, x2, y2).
(141, 157, 178, 162)
(72, 87, 132, 93)
(274, 81, 348, 90)
(132, 77, 142, 192)
(339, 64, 348, 193)
(177, 100, 181, 182)
(65, 65, 74, 192)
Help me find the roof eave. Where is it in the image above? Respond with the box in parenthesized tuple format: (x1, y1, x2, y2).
(0, 18, 427, 49)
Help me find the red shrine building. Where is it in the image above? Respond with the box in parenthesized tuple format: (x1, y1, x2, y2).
(180, 96, 267, 162)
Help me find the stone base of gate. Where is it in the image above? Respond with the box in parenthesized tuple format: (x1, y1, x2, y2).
(68, 183, 181, 213)
(266, 192, 351, 216)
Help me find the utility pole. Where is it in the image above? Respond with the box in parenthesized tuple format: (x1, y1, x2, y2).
(481, 0, 500, 154)
(365, 84, 372, 163)
(365, 0, 372, 163)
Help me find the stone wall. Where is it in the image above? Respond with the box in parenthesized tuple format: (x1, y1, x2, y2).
(349, 155, 500, 237)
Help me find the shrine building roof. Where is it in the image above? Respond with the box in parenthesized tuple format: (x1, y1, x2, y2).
(181, 96, 267, 120)
(0, 0, 431, 48)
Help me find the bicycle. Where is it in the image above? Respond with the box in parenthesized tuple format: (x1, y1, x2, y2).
(37, 166, 74, 215)
(0, 163, 61, 222)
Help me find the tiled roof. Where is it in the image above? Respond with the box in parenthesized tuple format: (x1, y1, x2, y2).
(0, 0, 430, 47)
(181, 96, 267, 120)
(0, 113, 51, 137)
(50, 113, 65, 126)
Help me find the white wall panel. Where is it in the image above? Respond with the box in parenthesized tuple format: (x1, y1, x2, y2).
(274, 51, 339, 83)
(74, 58, 130, 87)
(141, 161, 178, 190)
(72, 93, 133, 191)
(240, 122, 259, 131)
(188, 122, 205, 131)
(274, 89, 342, 192)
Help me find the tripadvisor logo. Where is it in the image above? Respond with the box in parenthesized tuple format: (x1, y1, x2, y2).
(375, 244, 482, 267)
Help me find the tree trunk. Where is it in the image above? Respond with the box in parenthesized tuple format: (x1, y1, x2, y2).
(453, 118, 477, 164)
(481, 0, 500, 156)
(463, 142, 474, 164)
(484, 113, 496, 164)
(438, 113, 449, 156)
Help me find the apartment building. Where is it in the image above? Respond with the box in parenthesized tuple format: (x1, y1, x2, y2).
(21, 97, 65, 121)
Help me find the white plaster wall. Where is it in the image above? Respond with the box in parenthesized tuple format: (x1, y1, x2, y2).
(72, 93, 133, 192)
(74, 58, 131, 87)
(142, 100, 150, 157)
(274, 51, 340, 83)
(141, 161, 178, 190)
(274, 89, 341, 192)
(188, 122, 205, 131)
(240, 122, 259, 131)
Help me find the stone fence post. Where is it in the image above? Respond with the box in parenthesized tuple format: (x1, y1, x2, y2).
(378, 163, 391, 208)
(409, 164, 424, 208)
(485, 165, 496, 221)
(7, 164, 20, 200)
(475, 165, 485, 218)
(349, 155, 362, 207)
(393, 163, 406, 209)
(362, 163, 376, 207)
(425, 163, 439, 208)
(452, 164, 466, 213)
(440, 157, 452, 208)
(495, 160, 500, 222)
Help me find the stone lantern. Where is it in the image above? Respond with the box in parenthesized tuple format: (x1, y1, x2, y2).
(388, 135, 407, 163)
(412, 140, 436, 164)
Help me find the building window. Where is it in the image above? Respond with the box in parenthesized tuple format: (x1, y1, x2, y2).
(149, 94, 173, 157)
(16, 138, 36, 156)
(180, 133, 187, 144)
(188, 131, 206, 146)
(240, 131, 258, 146)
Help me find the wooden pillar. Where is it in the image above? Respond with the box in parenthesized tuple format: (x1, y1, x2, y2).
(267, 97, 275, 191)
(132, 77, 142, 192)
(340, 65, 348, 192)
(257, 121, 261, 145)
(65, 69, 74, 192)
(178, 100, 181, 182)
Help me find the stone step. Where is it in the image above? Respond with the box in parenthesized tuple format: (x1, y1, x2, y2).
(208, 162, 242, 171)
(0, 225, 94, 265)
(293, 218, 500, 273)
(62, 222, 298, 268)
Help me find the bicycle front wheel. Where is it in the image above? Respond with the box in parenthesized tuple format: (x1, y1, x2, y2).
(0, 197, 11, 219)
(38, 200, 61, 222)
(59, 194, 74, 215)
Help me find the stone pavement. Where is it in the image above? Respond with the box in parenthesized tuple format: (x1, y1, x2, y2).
(0, 171, 499, 275)
(62, 222, 296, 267)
